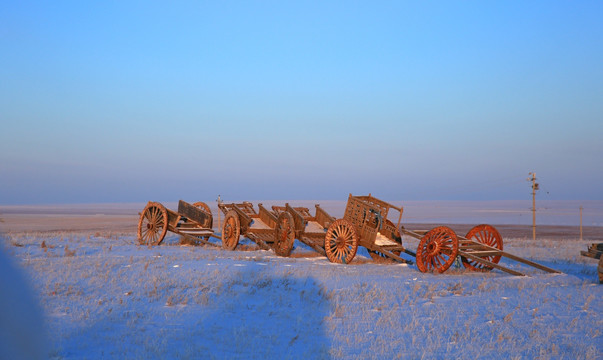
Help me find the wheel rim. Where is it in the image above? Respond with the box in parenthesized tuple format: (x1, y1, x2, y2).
(325, 219, 358, 264)
(221, 211, 240, 250)
(416, 226, 458, 273)
(193, 201, 213, 238)
(462, 224, 503, 271)
(274, 212, 295, 257)
(137, 202, 168, 246)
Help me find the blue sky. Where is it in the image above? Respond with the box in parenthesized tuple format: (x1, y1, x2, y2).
(1, 1, 602, 204)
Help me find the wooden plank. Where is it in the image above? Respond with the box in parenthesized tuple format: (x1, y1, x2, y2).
(246, 233, 271, 250)
(497, 251, 561, 273)
(462, 250, 502, 256)
(400, 228, 427, 240)
(459, 251, 526, 276)
(178, 232, 220, 247)
(299, 236, 326, 256)
(178, 229, 214, 236)
(461, 239, 561, 274)
(178, 200, 211, 227)
(369, 247, 413, 265)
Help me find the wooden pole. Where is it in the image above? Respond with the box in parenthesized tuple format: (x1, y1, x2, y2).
(580, 206, 583, 241)
(216, 195, 222, 230)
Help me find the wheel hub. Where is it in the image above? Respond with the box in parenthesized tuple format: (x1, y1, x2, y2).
(426, 240, 439, 255)
(336, 236, 347, 249)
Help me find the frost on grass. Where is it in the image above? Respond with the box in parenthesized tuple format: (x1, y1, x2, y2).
(1, 231, 602, 359)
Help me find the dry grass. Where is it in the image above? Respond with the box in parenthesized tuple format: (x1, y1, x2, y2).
(1, 229, 601, 359)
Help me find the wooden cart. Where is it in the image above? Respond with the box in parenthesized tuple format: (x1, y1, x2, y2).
(137, 200, 218, 246)
(581, 243, 603, 283)
(218, 201, 297, 256)
(328, 194, 560, 276)
(317, 195, 415, 264)
(272, 203, 335, 257)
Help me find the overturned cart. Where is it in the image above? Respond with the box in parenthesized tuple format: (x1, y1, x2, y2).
(330, 194, 561, 276)
(137, 200, 218, 246)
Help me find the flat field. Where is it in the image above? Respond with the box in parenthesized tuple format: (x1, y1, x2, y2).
(0, 202, 601, 359)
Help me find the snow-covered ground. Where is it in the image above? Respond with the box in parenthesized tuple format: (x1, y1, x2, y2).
(1, 228, 601, 359)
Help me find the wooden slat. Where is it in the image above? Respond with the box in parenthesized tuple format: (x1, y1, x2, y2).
(299, 236, 326, 256)
(461, 239, 561, 274)
(462, 250, 502, 256)
(246, 233, 271, 250)
(497, 251, 561, 273)
(372, 248, 413, 265)
(178, 200, 211, 226)
(178, 229, 214, 236)
(178, 233, 220, 247)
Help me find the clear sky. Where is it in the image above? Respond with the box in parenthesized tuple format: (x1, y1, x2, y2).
(1, 1, 602, 204)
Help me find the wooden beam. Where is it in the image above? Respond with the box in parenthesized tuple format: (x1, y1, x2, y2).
(459, 251, 526, 276)
(299, 236, 326, 256)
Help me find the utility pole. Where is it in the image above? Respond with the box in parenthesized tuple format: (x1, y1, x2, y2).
(579, 206, 583, 241)
(527, 172, 539, 240)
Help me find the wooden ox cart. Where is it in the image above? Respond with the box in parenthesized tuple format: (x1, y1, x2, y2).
(272, 203, 334, 257)
(326, 194, 560, 276)
(137, 200, 218, 246)
(218, 201, 298, 256)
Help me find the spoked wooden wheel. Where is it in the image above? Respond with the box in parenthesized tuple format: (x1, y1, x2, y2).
(193, 201, 213, 227)
(137, 202, 169, 246)
(221, 210, 240, 250)
(416, 226, 459, 273)
(325, 219, 358, 264)
(274, 212, 295, 257)
(193, 201, 213, 243)
(462, 224, 503, 272)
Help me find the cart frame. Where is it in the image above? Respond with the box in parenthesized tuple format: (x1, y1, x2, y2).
(137, 200, 219, 246)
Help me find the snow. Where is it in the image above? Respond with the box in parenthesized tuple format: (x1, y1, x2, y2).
(0, 211, 602, 359)
(374, 232, 398, 246)
(249, 219, 271, 230)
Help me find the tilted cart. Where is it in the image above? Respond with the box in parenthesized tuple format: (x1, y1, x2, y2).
(272, 203, 335, 257)
(326, 194, 561, 276)
(219, 201, 298, 256)
(137, 200, 218, 246)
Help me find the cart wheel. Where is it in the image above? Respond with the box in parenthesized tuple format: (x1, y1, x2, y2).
(221, 210, 240, 250)
(193, 201, 214, 241)
(137, 202, 169, 246)
(325, 219, 358, 264)
(274, 212, 295, 257)
(462, 224, 503, 272)
(416, 226, 458, 273)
